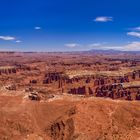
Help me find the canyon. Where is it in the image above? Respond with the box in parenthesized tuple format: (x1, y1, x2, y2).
(0, 52, 140, 140)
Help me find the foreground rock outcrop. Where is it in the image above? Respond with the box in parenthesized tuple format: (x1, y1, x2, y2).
(0, 95, 140, 140)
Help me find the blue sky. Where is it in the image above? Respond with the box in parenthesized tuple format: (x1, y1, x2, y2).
(0, 0, 140, 51)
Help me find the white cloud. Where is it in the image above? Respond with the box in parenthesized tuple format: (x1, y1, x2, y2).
(129, 26, 140, 31)
(94, 16, 113, 22)
(65, 43, 80, 48)
(134, 27, 140, 31)
(88, 42, 140, 51)
(127, 32, 140, 38)
(35, 26, 41, 30)
(0, 36, 15, 41)
(123, 41, 140, 51)
(89, 43, 101, 47)
(108, 42, 140, 51)
(64, 42, 140, 51)
(15, 40, 22, 43)
(88, 42, 108, 49)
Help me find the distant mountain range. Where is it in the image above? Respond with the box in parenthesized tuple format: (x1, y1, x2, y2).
(0, 49, 140, 54)
(88, 49, 140, 54)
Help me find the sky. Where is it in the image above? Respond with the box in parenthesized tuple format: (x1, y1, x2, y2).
(0, 0, 140, 51)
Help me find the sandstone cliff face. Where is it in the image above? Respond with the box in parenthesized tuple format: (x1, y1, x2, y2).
(1, 53, 140, 140)
(0, 95, 140, 140)
(41, 70, 140, 101)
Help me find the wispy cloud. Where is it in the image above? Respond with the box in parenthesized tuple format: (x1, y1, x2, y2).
(88, 42, 140, 51)
(89, 43, 101, 47)
(94, 16, 113, 22)
(123, 41, 140, 51)
(65, 43, 80, 48)
(134, 27, 140, 31)
(88, 42, 108, 49)
(127, 32, 140, 38)
(127, 26, 140, 38)
(35, 26, 41, 30)
(107, 42, 140, 51)
(129, 26, 140, 31)
(64, 42, 140, 51)
(0, 36, 15, 41)
(0, 35, 22, 44)
(15, 40, 22, 43)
